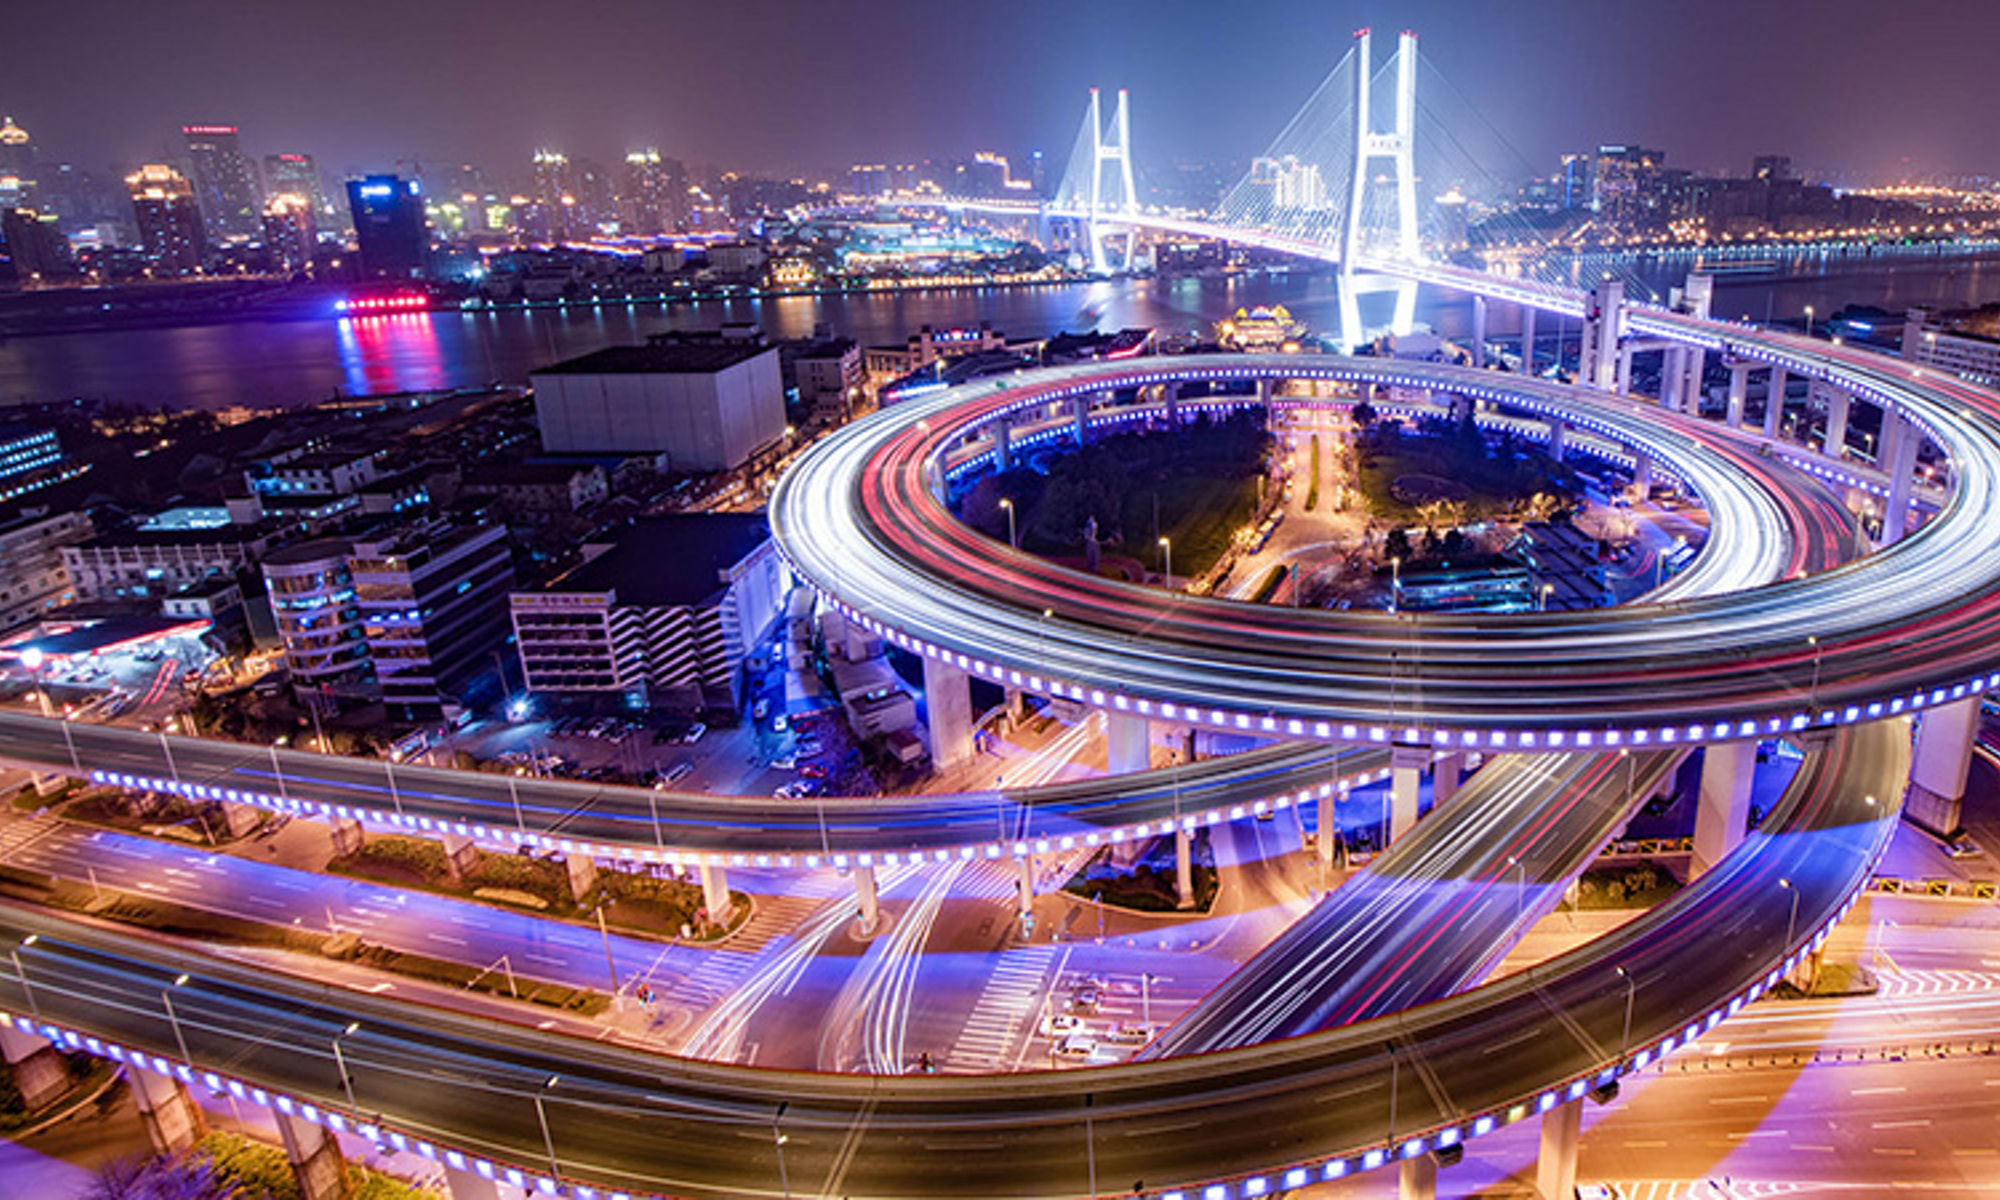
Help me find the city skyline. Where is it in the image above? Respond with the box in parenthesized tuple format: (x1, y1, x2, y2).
(5, 0, 2000, 188)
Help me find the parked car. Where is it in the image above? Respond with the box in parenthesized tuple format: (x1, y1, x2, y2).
(1039, 1013, 1086, 1039)
(1050, 1034, 1097, 1062)
(663, 761, 695, 785)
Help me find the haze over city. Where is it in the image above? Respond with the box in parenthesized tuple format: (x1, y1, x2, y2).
(4, 4, 2000, 1200)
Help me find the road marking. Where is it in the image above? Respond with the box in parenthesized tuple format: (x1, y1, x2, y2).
(1952, 1148, 1998, 1156)
(1789, 1144, 1835, 1152)
(1709, 1095, 1769, 1105)
(1871, 1119, 1932, 1129)
(1623, 1139, 1669, 1148)
(1872, 1147, 1919, 1156)
(1852, 1085, 1906, 1095)
(426, 933, 468, 946)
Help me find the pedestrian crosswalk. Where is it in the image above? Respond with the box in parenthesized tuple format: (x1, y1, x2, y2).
(1606, 1182, 1809, 1200)
(0, 810, 62, 863)
(943, 945, 1058, 1072)
(1872, 965, 2000, 997)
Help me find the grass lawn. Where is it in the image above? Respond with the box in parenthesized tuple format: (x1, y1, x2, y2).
(1126, 474, 1261, 580)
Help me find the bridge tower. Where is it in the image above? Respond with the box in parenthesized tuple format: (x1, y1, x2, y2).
(1084, 87, 1138, 274)
(1336, 28, 1421, 351)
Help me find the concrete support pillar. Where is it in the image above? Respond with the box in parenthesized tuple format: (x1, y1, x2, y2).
(129, 1066, 205, 1155)
(1256, 377, 1274, 405)
(1681, 344, 1707, 413)
(1909, 697, 1979, 838)
(1163, 383, 1180, 426)
(1470, 296, 1488, 367)
(922, 655, 975, 771)
(275, 1107, 352, 1200)
(1692, 740, 1757, 878)
(1820, 382, 1850, 460)
(0, 1026, 66, 1111)
(1431, 753, 1464, 810)
(564, 853, 599, 905)
(1072, 394, 1088, 446)
(439, 831, 479, 881)
(1616, 343, 1635, 396)
(1726, 361, 1750, 428)
(1764, 366, 1788, 439)
(1015, 855, 1035, 915)
(993, 417, 1012, 473)
(699, 862, 732, 923)
(1581, 280, 1624, 391)
(1519, 304, 1537, 376)
(854, 865, 880, 934)
(329, 817, 365, 858)
(1882, 413, 1922, 543)
(1659, 345, 1682, 410)
(1400, 1151, 1439, 1200)
(1535, 1097, 1584, 1200)
(221, 801, 261, 838)
(1547, 419, 1566, 463)
(1390, 747, 1427, 844)
(1317, 788, 1338, 868)
(1632, 453, 1653, 499)
(1174, 828, 1195, 910)
(443, 1167, 503, 1200)
(1105, 711, 1150, 775)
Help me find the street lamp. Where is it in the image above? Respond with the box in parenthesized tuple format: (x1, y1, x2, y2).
(1539, 582, 1554, 612)
(1507, 854, 1526, 926)
(533, 1075, 562, 1188)
(331, 1021, 361, 1115)
(999, 498, 1017, 549)
(1779, 877, 1801, 963)
(1389, 556, 1401, 613)
(1807, 635, 1823, 712)
(1614, 965, 1636, 1062)
(20, 646, 50, 717)
(1803, 304, 1815, 338)
(162, 974, 193, 1070)
(1157, 537, 1172, 589)
(269, 737, 289, 803)
(772, 1100, 792, 1199)
(9, 935, 38, 1020)
(1141, 972, 1157, 1030)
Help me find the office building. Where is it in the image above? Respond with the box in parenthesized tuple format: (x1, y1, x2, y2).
(1903, 307, 2000, 388)
(182, 124, 262, 240)
(0, 509, 93, 632)
(261, 153, 323, 214)
(0, 426, 62, 483)
(531, 335, 786, 471)
(62, 520, 270, 602)
(0, 117, 36, 209)
(2, 208, 73, 279)
(782, 337, 863, 419)
(348, 521, 515, 714)
(246, 448, 379, 498)
(620, 149, 683, 234)
(460, 462, 609, 522)
(261, 192, 315, 270)
(126, 164, 207, 274)
(510, 513, 783, 712)
(346, 174, 428, 279)
(262, 540, 369, 703)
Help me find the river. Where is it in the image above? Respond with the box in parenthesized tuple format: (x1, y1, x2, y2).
(1, 249, 1995, 412)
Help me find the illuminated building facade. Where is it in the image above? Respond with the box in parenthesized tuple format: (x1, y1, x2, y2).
(126, 164, 208, 274)
(345, 174, 428, 279)
(182, 124, 262, 239)
(261, 192, 315, 270)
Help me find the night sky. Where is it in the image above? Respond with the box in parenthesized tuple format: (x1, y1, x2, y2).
(10, 0, 1997, 185)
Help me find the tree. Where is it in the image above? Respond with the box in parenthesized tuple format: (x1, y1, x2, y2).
(1384, 528, 1413, 563)
(1351, 398, 1378, 427)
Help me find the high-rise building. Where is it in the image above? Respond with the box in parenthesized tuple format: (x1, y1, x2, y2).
(531, 149, 579, 242)
(126, 164, 208, 274)
(621, 149, 684, 234)
(2, 207, 74, 279)
(261, 192, 315, 270)
(0, 117, 35, 210)
(345, 174, 428, 278)
(181, 124, 262, 240)
(261, 152, 323, 214)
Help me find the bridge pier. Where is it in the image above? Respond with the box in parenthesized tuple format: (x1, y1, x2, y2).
(1763, 366, 1788, 439)
(1578, 280, 1624, 391)
(1818, 381, 1850, 460)
(1317, 787, 1341, 869)
(1390, 747, 1427, 843)
(1658, 345, 1681, 409)
(1546, 419, 1566, 463)
(922, 655, 975, 770)
(1400, 1150, 1439, 1200)
(1163, 382, 1180, 426)
(1691, 740, 1756, 878)
(1519, 304, 1536, 375)
(1016, 854, 1036, 915)
(1470, 295, 1487, 367)
(1679, 343, 1708, 413)
(1632, 452, 1654, 499)
(1725, 360, 1749, 427)
(275, 1107, 352, 1200)
(442, 1166, 503, 1200)
(1881, 413, 1922, 542)
(1105, 711, 1150, 774)
(993, 417, 1012, 472)
(1175, 827, 1195, 909)
(855, 864, 880, 934)
(1432, 752, 1464, 809)
(1072, 394, 1089, 446)
(1909, 698, 1977, 839)
(0, 1025, 67, 1111)
(439, 830, 479, 881)
(130, 1064, 206, 1154)
(1535, 1096, 1584, 1200)
(699, 862, 732, 923)
(565, 853, 598, 905)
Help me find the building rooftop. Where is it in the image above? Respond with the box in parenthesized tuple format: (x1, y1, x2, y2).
(547, 514, 769, 607)
(534, 340, 772, 376)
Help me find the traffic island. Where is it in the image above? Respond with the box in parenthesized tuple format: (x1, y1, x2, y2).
(1061, 830, 1219, 914)
(328, 833, 747, 942)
